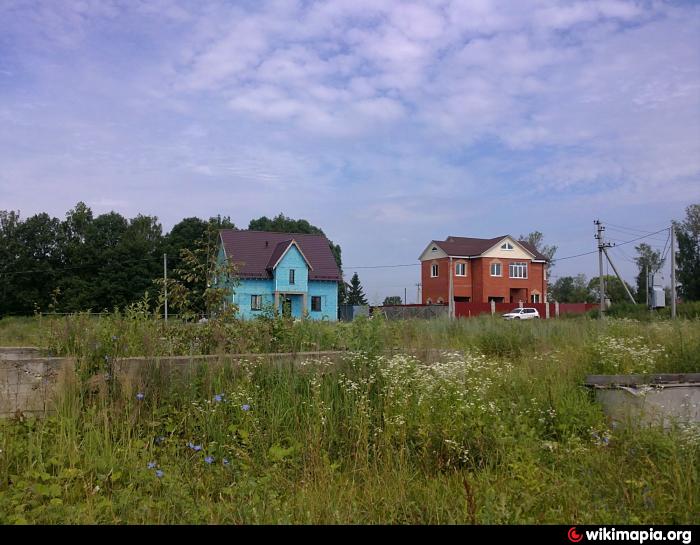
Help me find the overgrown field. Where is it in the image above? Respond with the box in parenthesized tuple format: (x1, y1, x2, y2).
(0, 314, 699, 523)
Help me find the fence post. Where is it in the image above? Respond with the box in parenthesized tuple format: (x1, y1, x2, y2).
(490, 300, 495, 315)
(545, 303, 550, 320)
(555, 301, 560, 317)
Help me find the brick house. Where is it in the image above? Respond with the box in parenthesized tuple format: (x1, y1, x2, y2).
(418, 235, 549, 306)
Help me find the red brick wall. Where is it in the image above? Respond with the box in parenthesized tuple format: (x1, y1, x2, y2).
(421, 257, 547, 304)
(421, 258, 449, 304)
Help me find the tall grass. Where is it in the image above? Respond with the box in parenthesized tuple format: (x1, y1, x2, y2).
(1, 313, 699, 523)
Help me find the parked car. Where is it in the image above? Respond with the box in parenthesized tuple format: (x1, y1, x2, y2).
(502, 307, 540, 320)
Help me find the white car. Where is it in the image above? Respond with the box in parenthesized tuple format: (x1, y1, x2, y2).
(502, 307, 540, 320)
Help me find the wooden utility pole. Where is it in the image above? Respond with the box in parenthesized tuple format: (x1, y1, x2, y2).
(671, 223, 676, 319)
(448, 256, 454, 319)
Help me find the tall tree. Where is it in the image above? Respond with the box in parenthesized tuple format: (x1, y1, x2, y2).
(587, 275, 635, 304)
(346, 273, 368, 305)
(519, 231, 557, 275)
(676, 203, 700, 301)
(633, 243, 665, 302)
(549, 274, 591, 303)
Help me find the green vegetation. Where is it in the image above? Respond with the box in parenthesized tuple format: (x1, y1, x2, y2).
(0, 314, 698, 523)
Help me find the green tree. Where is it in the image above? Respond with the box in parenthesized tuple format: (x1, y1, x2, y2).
(0, 210, 22, 315)
(383, 296, 402, 306)
(587, 275, 635, 305)
(347, 273, 368, 305)
(633, 242, 665, 302)
(550, 274, 591, 303)
(519, 231, 557, 275)
(675, 203, 700, 301)
(157, 221, 239, 319)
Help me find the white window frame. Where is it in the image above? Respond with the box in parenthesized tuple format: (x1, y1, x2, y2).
(501, 242, 514, 250)
(509, 262, 528, 279)
(531, 293, 540, 303)
(251, 294, 262, 310)
(455, 262, 466, 276)
(431, 263, 439, 277)
(490, 262, 502, 277)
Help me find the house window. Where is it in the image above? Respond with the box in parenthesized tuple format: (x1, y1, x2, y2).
(431, 264, 439, 277)
(431, 246, 437, 252)
(455, 262, 466, 276)
(311, 296, 321, 312)
(289, 269, 295, 284)
(251, 295, 262, 310)
(509, 262, 528, 279)
(501, 242, 514, 250)
(531, 293, 540, 303)
(490, 262, 502, 277)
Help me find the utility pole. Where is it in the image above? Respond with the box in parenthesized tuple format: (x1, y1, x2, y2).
(594, 220, 611, 318)
(448, 256, 454, 319)
(164, 253, 168, 323)
(645, 264, 649, 308)
(404, 287, 407, 306)
(671, 223, 676, 319)
(416, 283, 421, 305)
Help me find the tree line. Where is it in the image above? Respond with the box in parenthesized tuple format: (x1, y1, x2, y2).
(0, 205, 344, 316)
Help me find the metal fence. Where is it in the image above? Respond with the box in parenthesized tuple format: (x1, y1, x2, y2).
(374, 304, 449, 320)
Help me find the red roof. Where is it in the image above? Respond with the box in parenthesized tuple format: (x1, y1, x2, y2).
(434, 235, 549, 261)
(219, 230, 341, 281)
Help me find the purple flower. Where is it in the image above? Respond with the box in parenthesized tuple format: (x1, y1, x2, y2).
(204, 456, 214, 464)
(136, 392, 145, 401)
(147, 461, 157, 469)
(214, 394, 223, 402)
(155, 470, 164, 478)
(241, 404, 250, 412)
(223, 458, 230, 466)
(187, 442, 202, 452)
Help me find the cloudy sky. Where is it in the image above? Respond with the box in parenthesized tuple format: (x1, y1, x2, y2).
(1, 0, 698, 303)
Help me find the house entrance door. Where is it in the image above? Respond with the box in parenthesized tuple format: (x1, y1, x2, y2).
(282, 297, 292, 318)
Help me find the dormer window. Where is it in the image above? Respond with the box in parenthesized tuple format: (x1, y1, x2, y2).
(501, 242, 514, 250)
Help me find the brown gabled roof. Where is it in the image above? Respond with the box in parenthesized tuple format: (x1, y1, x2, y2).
(220, 230, 341, 281)
(433, 235, 549, 261)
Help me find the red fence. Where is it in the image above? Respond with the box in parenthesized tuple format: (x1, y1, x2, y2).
(454, 302, 598, 318)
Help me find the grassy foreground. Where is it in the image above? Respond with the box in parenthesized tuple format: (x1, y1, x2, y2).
(0, 314, 699, 523)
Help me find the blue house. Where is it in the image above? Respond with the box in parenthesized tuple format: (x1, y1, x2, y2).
(217, 230, 341, 321)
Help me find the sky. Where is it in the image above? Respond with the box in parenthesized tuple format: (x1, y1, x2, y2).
(1, 0, 699, 304)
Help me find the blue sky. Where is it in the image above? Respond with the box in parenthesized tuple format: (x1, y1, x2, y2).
(1, 0, 698, 303)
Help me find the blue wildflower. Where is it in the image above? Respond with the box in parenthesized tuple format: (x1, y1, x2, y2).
(147, 461, 157, 469)
(136, 392, 145, 401)
(223, 458, 229, 466)
(204, 456, 214, 464)
(241, 404, 250, 411)
(214, 394, 223, 402)
(187, 442, 203, 452)
(155, 470, 164, 478)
